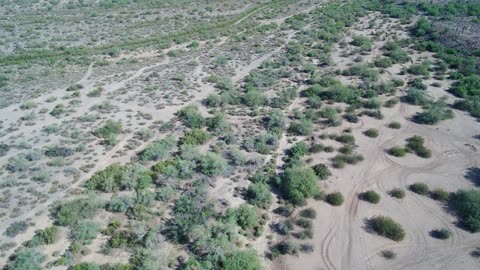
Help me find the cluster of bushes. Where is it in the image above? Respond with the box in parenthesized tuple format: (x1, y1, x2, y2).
(181, 128, 211, 145)
(138, 135, 175, 161)
(413, 101, 454, 125)
(85, 164, 153, 192)
(44, 146, 73, 157)
(312, 163, 331, 180)
(246, 182, 272, 209)
(343, 64, 379, 82)
(5, 221, 28, 237)
(406, 136, 432, 158)
(5, 248, 46, 270)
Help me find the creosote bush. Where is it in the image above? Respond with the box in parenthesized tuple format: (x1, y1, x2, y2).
(363, 128, 379, 138)
(325, 192, 344, 206)
(409, 182, 429, 195)
(389, 188, 405, 199)
(360, 190, 381, 204)
(450, 189, 480, 232)
(369, 216, 405, 242)
(430, 228, 452, 239)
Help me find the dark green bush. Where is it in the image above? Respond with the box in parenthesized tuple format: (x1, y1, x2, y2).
(288, 119, 313, 136)
(369, 216, 405, 241)
(246, 183, 272, 209)
(0, 143, 9, 156)
(44, 146, 73, 157)
(430, 228, 452, 239)
(51, 195, 101, 226)
(222, 249, 263, 270)
(325, 192, 344, 206)
(93, 120, 122, 138)
(25, 226, 58, 247)
(409, 182, 430, 195)
(431, 188, 450, 201)
(389, 188, 405, 199)
(5, 248, 46, 270)
(388, 121, 401, 129)
(360, 190, 381, 204)
(72, 262, 100, 270)
(280, 167, 320, 205)
(181, 129, 211, 145)
(177, 105, 205, 128)
(388, 147, 407, 157)
(85, 164, 153, 192)
(312, 163, 331, 180)
(406, 136, 432, 158)
(450, 189, 480, 232)
(300, 208, 316, 219)
(138, 135, 175, 161)
(364, 128, 379, 138)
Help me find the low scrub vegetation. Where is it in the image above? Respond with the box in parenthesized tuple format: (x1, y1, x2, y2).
(368, 216, 405, 242)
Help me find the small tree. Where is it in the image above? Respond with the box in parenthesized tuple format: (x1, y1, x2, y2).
(369, 216, 405, 241)
(325, 192, 344, 206)
(360, 190, 381, 204)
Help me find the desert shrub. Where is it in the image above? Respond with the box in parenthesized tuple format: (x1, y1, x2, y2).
(413, 102, 454, 125)
(449, 75, 480, 98)
(243, 132, 278, 154)
(72, 221, 100, 242)
(246, 183, 272, 209)
(288, 119, 313, 136)
(388, 147, 407, 157)
(380, 250, 396, 260)
(50, 104, 65, 116)
(344, 113, 359, 123)
(388, 121, 401, 129)
(51, 195, 101, 226)
(242, 87, 267, 107)
(7, 156, 29, 172)
(136, 128, 153, 141)
(430, 228, 452, 239)
(265, 109, 286, 134)
(295, 218, 312, 229)
(44, 146, 73, 157)
(288, 142, 308, 160)
(450, 189, 480, 232)
(409, 182, 429, 195)
(360, 190, 381, 204)
(384, 98, 399, 108)
(369, 216, 405, 241)
(5, 221, 28, 237)
(105, 195, 132, 213)
(351, 35, 373, 50)
(374, 57, 393, 68)
(312, 163, 331, 180)
(138, 135, 175, 161)
(198, 152, 229, 176)
(309, 143, 324, 153)
(408, 62, 431, 76)
(274, 205, 294, 217)
(325, 192, 344, 206)
(276, 220, 294, 235)
(72, 262, 100, 270)
(364, 98, 382, 109)
(300, 208, 316, 219)
(181, 129, 211, 145)
(93, 120, 122, 138)
(405, 88, 430, 106)
(225, 204, 259, 230)
(5, 248, 46, 270)
(225, 146, 246, 166)
(343, 64, 379, 82)
(389, 188, 405, 199)
(453, 98, 480, 118)
(222, 249, 263, 270)
(0, 142, 9, 156)
(85, 164, 153, 192)
(406, 136, 431, 158)
(280, 167, 320, 205)
(272, 240, 299, 255)
(25, 226, 58, 247)
(335, 134, 355, 145)
(431, 188, 450, 201)
(177, 105, 205, 128)
(364, 128, 379, 138)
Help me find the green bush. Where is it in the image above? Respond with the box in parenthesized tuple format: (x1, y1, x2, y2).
(5, 221, 28, 237)
(93, 120, 122, 138)
(85, 164, 153, 192)
(388, 147, 407, 157)
(222, 249, 263, 270)
(72, 262, 100, 270)
(138, 135, 175, 161)
(409, 182, 430, 195)
(369, 216, 405, 241)
(360, 190, 381, 204)
(413, 102, 454, 125)
(44, 146, 73, 157)
(243, 132, 278, 154)
(71, 221, 100, 242)
(450, 189, 480, 232)
(389, 188, 405, 199)
(407, 62, 431, 76)
(198, 152, 229, 176)
(312, 163, 331, 180)
(177, 105, 205, 128)
(295, 218, 312, 229)
(181, 128, 211, 145)
(0, 142, 9, 156)
(288, 119, 313, 136)
(25, 226, 58, 247)
(300, 208, 316, 219)
(351, 35, 373, 50)
(50, 104, 65, 116)
(288, 142, 308, 159)
(265, 109, 286, 134)
(406, 136, 432, 158)
(5, 248, 46, 270)
(388, 121, 401, 129)
(280, 167, 320, 205)
(246, 183, 272, 209)
(325, 192, 344, 206)
(226, 204, 259, 230)
(431, 188, 450, 201)
(363, 128, 379, 138)
(51, 195, 101, 226)
(430, 228, 452, 239)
